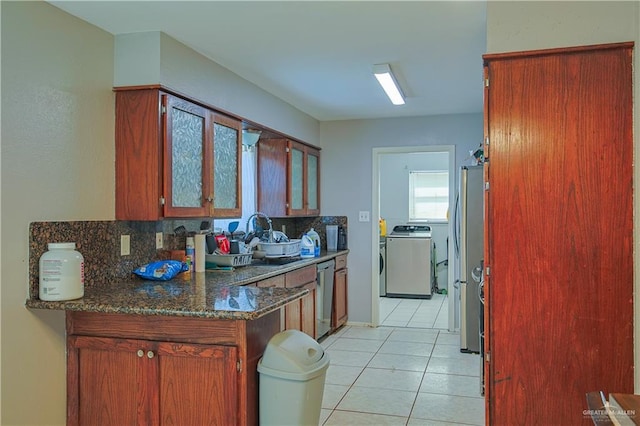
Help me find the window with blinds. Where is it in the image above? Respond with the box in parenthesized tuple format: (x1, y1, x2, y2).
(409, 170, 449, 221)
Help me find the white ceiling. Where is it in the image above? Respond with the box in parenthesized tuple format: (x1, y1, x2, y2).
(49, 1, 487, 121)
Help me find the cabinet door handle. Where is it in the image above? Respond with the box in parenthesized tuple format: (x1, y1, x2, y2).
(205, 196, 213, 203)
(147, 351, 155, 359)
(137, 350, 144, 358)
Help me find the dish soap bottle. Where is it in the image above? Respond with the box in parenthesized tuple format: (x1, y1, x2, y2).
(307, 228, 321, 257)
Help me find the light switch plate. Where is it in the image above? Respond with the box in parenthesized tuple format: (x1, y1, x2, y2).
(155, 232, 163, 249)
(358, 211, 370, 222)
(121, 235, 130, 256)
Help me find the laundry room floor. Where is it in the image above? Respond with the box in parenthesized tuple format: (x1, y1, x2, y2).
(318, 294, 484, 425)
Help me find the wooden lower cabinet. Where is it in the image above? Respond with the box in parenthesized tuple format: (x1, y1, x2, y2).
(66, 310, 280, 426)
(332, 268, 348, 330)
(68, 336, 237, 425)
(332, 254, 348, 331)
(284, 265, 317, 339)
(300, 282, 317, 337)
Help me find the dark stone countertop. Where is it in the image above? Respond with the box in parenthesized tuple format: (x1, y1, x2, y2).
(26, 250, 349, 321)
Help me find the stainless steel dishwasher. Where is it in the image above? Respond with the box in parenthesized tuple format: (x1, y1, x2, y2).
(316, 260, 335, 339)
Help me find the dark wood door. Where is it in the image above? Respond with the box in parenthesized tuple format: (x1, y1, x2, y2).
(333, 267, 348, 330)
(68, 336, 149, 425)
(257, 138, 288, 217)
(300, 282, 317, 338)
(115, 89, 163, 220)
(484, 42, 633, 425)
(156, 342, 238, 425)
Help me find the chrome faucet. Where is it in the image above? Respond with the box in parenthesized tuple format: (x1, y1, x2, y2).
(245, 212, 273, 243)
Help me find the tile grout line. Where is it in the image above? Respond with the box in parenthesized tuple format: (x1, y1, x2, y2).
(325, 326, 443, 424)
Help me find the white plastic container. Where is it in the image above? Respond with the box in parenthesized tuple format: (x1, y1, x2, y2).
(326, 225, 338, 251)
(258, 330, 329, 426)
(194, 234, 206, 272)
(300, 235, 315, 258)
(39, 242, 84, 301)
(257, 240, 302, 258)
(306, 228, 321, 257)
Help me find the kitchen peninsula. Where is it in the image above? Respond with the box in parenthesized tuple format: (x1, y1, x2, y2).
(27, 249, 347, 425)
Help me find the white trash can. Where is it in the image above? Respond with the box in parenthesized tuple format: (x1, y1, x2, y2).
(257, 330, 330, 426)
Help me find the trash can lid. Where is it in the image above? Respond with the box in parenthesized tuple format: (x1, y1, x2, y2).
(259, 330, 324, 373)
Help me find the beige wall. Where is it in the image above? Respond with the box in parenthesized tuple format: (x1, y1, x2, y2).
(2, 1, 638, 424)
(1, 1, 115, 424)
(486, 0, 640, 389)
(113, 31, 321, 145)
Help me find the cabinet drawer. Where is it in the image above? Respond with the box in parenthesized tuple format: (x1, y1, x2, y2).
(255, 275, 285, 288)
(335, 254, 348, 270)
(285, 265, 316, 288)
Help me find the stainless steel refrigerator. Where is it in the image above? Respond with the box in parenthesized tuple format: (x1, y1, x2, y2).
(455, 165, 483, 353)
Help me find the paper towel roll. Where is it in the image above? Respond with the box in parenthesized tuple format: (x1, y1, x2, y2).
(195, 234, 206, 272)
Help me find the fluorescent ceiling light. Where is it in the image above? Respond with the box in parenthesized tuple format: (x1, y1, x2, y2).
(373, 63, 405, 105)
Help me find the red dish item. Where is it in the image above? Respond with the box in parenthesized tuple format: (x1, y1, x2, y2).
(214, 235, 230, 254)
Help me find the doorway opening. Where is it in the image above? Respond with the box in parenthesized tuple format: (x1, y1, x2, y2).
(371, 145, 456, 330)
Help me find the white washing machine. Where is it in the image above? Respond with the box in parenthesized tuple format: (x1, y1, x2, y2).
(386, 225, 434, 299)
(379, 238, 386, 296)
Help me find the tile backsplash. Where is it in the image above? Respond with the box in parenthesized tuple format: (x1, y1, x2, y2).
(28, 216, 347, 299)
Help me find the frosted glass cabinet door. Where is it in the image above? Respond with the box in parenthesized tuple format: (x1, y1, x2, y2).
(163, 95, 210, 217)
(212, 114, 242, 217)
(307, 151, 319, 211)
(290, 146, 304, 211)
(288, 140, 321, 216)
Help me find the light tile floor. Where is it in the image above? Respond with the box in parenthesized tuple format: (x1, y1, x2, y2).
(318, 295, 484, 425)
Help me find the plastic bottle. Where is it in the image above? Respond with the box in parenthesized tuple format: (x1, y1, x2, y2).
(300, 235, 315, 258)
(379, 218, 387, 237)
(39, 242, 84, 301)
(186, 237, 195, 271)
(337, 226, 348, 250)
(306, 228, 320, 257)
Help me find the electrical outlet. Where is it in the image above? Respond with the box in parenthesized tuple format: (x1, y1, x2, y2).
(120, 235, 130, 256)
(155, 232, 163, 249)
(358, 211, 370, 222)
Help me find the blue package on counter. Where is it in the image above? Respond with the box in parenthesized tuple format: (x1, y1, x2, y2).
(133, 260, 188, 281)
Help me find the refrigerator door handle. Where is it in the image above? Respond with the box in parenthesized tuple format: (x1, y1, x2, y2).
(453, 193, 460, 258)
(459, 168, 469, 283)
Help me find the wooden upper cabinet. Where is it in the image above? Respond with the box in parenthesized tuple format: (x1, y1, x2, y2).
(115, 88, 242, 220)
(115, 89, 164, 220)
(257, 138, 321, 217)
(212, 113, 242, 217)
(163, 94, 211, 218)
(257, 138, 288, 217)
